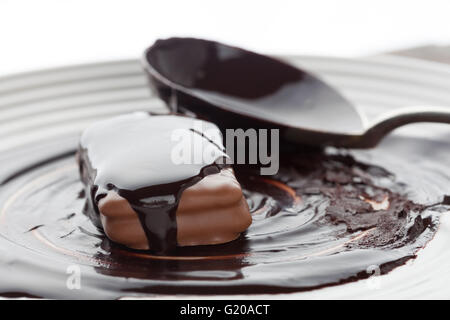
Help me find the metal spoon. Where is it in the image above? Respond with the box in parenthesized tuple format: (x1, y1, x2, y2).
(143, 37, 450, 148)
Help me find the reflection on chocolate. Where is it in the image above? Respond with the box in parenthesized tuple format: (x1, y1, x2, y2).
(77, 112, 244, 253)
(143, 37, 363, 146)
(0, 134, 447, 298)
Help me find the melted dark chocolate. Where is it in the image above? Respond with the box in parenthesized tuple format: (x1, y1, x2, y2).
(77, 112, 228, 253)
(144, 37, 364, 147)
(0, 134, 448, 298)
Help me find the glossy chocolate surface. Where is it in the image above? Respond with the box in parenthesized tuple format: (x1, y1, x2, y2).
(0, 43, 448, 298)
(77, 112, 229, 253)
(95, 168, 251, 250)
(0, 132, 448, 298)
(143, 37, 364, 145)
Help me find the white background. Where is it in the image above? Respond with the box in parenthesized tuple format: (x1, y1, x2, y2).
(1, 0, 450, 75)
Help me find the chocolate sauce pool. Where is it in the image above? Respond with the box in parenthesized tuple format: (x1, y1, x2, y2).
(0, 129, 448, 298)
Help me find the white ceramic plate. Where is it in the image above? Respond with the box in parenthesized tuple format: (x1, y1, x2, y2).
(0, 55, 449, 299)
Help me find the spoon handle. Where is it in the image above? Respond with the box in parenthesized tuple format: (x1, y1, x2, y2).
(359, 106, 450, 148)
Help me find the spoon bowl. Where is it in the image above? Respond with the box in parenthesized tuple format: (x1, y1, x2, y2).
(143, 38, 450, 148)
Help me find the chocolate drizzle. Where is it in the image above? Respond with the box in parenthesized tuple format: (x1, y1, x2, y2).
(77, 112, 229, 253)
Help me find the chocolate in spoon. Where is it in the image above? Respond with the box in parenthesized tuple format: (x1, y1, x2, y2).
(143, 37, 450, 148)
